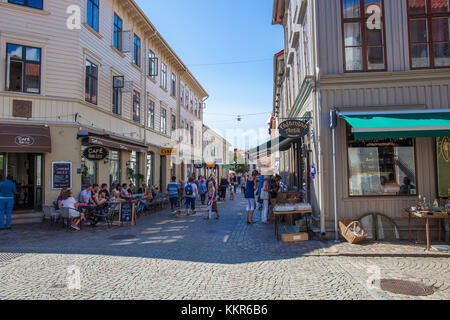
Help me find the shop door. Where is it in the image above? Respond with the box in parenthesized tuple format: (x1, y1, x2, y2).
(0, 154, 5, 180)
(34, 154, 43, 210)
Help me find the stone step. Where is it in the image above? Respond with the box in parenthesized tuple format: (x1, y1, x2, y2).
(11, 212, 43, 225)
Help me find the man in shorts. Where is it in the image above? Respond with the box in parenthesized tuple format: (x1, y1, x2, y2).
(167, 176, 180, 216)
(184, 177, 198, 216)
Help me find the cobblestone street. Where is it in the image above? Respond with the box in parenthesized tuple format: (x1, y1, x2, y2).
(0, 194, 448, 300)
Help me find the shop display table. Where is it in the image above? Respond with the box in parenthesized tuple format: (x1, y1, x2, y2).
(405, 209, 450, 251)
(274, 207, 312, 241)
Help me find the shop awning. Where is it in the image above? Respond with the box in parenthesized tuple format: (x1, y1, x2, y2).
(0, 124, 51, 153)
(339, 109, 450, 140)
(248, 136, 292, 157)
(88, 136, 148, 153)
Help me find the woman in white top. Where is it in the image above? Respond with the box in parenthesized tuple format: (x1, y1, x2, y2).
(61, 190, 82, 231)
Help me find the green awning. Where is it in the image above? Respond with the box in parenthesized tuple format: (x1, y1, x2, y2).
(340, 109, 450, 140)
(248, 136, 289, 157)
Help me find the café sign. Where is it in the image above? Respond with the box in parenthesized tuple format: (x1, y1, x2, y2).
(278, 120, 309, 139)
(83, 146, 109, 161)
(15, 135, 35, 147)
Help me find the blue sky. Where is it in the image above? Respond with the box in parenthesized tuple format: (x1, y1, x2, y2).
(135, 0, 283, 148)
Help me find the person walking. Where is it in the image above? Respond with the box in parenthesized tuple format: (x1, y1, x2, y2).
(260, 176, 270, 224)
(244, 171, 258, 224)
(167, 176, 180, 216)
(205, 181, 217, 220)
(256, 172, 265, 215)
(184, 177, 198, 216)
(198, 176, 207, 205)
(0, 175, 16, 230)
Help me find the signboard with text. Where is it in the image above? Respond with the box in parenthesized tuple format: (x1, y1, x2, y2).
(52, 162, 72, 190)
(278, 120, 309, 139)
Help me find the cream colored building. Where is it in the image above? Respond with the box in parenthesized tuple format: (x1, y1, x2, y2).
(202, 125, 232, 178)
(0, 0, 207, 213)
(265, 0, 450, 240)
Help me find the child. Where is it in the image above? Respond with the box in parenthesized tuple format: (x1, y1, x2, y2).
(230, 182, 235, 200)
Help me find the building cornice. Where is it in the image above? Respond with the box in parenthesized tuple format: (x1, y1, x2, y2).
(319, 69, 450, 87)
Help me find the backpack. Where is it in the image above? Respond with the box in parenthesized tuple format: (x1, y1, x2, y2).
(185, 183, 194, 196)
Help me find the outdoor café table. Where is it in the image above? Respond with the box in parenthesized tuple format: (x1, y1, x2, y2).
(405, 209, 450, 251)
(273, 209, 312, 241)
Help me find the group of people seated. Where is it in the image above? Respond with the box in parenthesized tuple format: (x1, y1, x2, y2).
(55, 183, 159, 231)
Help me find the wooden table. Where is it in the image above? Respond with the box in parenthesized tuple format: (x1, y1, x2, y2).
(406, 210, 450, 251)
(274, 209, 312, 241)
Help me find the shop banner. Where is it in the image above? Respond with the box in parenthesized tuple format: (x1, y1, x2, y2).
(437, 137, 450, 198)
(83, 146, 108, 161)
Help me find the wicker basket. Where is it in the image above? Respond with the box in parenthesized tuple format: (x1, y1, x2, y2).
(339, 220, 368, 244)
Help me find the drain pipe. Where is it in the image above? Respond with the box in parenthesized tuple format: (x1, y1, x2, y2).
(331, 110, 339, 241)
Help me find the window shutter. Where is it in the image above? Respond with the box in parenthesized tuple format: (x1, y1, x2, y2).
(5, 56, 10, 90)
(121, 31, 132, 53)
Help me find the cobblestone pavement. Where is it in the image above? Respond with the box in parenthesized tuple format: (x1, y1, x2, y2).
(0, 193, 448, 300)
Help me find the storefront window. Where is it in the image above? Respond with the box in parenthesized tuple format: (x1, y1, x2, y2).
(81, 146, 97, 189)
(146, 153, 153, 187)
(129, 151, 140, 185)
(347, 130, 417, 197)
(110, 150, 121, 189)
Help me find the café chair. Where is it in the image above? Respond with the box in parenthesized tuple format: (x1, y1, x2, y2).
(41, 204, 61, 228)
(59, 207, 81, 231)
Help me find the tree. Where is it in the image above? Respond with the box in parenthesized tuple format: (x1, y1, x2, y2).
(234, 164, 250, 175)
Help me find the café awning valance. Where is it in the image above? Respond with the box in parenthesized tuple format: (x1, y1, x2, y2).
(0, 124, 51, 153)
(339, 109, 450, 140)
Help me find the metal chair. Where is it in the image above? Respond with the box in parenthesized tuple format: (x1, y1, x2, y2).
(59, 207, 81, 231)
(41, 204, 61, 228)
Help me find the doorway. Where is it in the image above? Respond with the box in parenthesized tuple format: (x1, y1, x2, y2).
(0, 153, 43, 212)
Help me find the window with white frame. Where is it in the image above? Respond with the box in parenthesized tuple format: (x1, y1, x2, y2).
(171, 73, 177, 97)
(161, 63, 167, 89)
(6, 43, 41, 94)
(161, 108, 167, 134)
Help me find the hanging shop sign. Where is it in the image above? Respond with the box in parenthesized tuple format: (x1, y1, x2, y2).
(83, 146, 109, 161)
(278, 120, 309, 139)
(206, 163, 216, 168)
(161, 148, 177, 156)
(222, 164, 235, 169)
(194, 163, 204, 169)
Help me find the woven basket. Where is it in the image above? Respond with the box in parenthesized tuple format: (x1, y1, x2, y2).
(339, 220, 368, 244)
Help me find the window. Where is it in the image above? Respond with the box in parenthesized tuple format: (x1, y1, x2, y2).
(190, 126, 194, 145)
(113, 14, 123, 51)
(8, 0, 43, 10)
(110, 150, 121, 188)
(82, 146, 98, 189)
(347, 128, 417, 197)
(6, 43, 41, 94)
(146, 153, 154, 187)
(132, 90, 140, 122)
(161, 63, 167, 89)
(133, 34, 141, 67)
(180, 84, 184, 103)
(185, 89, 190, 108)
(148, 99, 155, 129)
(171, 73, 177, 97)
(130, 151, 140, 185)
(180, 120, 185, 141)
(112, 79, 122, 115)
(85, 60, 98, 104)
(86, 0, 99, 32)
(341, 0, 386, 71)
(161, 108, 167, 134)
(171, 114, 176, 131)
(407, 0, 450, 68)
(149, 50, 158, 78)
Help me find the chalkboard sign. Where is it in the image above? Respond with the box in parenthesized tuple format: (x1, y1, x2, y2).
(52, 162, 72, 190)
(119, 201, 136, 226)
